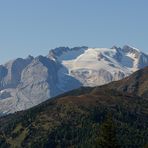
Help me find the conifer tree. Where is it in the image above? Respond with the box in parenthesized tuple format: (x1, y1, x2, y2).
(95, 114, 119, 148)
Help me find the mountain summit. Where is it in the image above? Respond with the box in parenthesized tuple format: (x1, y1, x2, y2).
(0, 45, 148, 114)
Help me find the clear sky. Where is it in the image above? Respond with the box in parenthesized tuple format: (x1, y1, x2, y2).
(0, 0, 148, 64)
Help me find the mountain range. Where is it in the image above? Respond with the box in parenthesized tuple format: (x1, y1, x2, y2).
(0, 45, 148, 114)
(0, 66, 147, 147)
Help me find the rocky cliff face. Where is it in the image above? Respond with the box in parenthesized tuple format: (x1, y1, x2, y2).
(0, 56, 33, 89)
(0, 45, 148, 114)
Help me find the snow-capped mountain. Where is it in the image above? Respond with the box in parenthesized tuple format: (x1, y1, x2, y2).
(0, 45, 148, 114)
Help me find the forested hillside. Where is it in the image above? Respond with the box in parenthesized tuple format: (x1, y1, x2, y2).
(0, 67, 148, 148)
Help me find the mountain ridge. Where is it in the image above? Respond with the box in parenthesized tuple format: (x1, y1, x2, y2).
(0, 45, 148, 114)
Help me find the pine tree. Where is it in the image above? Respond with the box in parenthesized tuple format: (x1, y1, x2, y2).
(95, 114, 119, 148)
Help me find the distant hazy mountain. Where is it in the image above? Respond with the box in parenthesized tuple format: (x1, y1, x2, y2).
(0, 45, 148, 114)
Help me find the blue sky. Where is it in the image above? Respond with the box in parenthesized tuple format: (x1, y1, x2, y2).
(0, 0, 148, 64)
